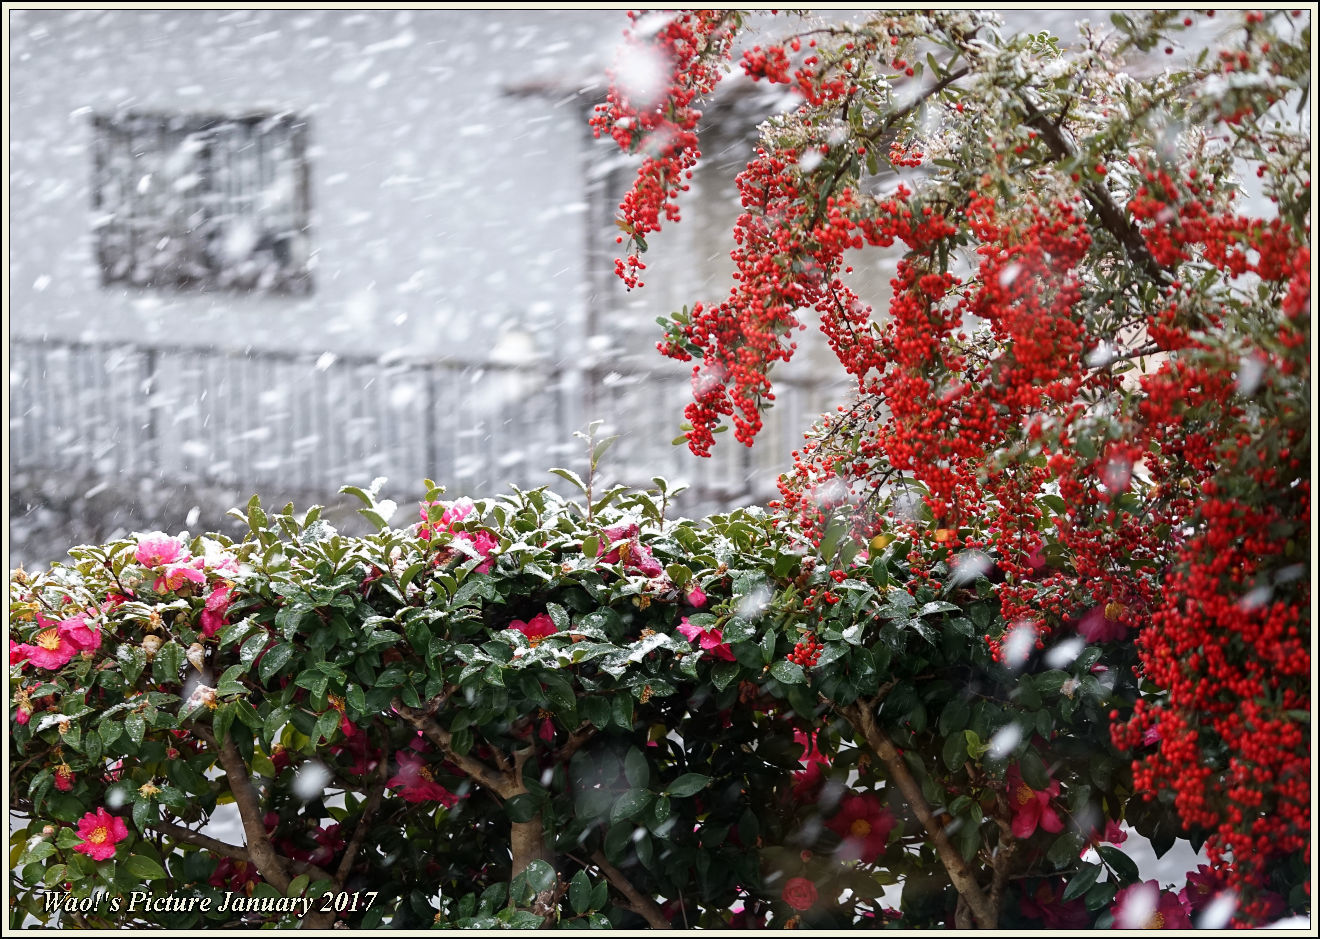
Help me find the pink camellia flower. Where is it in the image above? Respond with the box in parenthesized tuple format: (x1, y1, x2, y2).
(54, 763, 76, 792)
(792, 728, 830, 800)
(419, 499, 497, 572)
(155, 559, 206, 593)
(826, 792, 896, 863)
(73, 807, 129, 861)
(134, 532, 189, 567)
(598, 522, 665, 577)
(386, 750, 462, 806)
(781, 876, 818, 912)
(457, 530, 499, 573)
(23, 616, 80, 670)
(57, 612, 101, 654)
(676, 617, 736, 662)
(11, 639, 31, 668)
(1076, 603, 1128, 642)
(14, 690, 34, 725)
(199, 583, 235, 639)
(508, 612, 557, 646)
(1006, 764, 1064, 839)
(1112, 881, 1193, 929)
(686, 583, 707, 607)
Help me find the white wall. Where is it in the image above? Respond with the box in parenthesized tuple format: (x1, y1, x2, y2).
(9, 9, 617, 363)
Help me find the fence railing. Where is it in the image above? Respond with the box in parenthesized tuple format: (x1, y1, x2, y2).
(10, 337, 847, 512)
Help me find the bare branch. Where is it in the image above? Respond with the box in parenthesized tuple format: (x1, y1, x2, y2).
(193, 725, 291, 894)
(393, 699, 513, 799)
(334, 759, 389, 887)
(590, 850, 670, 929)
(840, 700, 998, 928)
(155, 819, 249, 862)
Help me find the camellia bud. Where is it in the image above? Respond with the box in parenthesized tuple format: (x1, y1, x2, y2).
(142, 635, 163, 660)
(185, 684, 218, 712)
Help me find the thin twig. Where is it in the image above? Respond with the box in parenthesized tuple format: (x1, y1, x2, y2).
(334, 759, 389, 887)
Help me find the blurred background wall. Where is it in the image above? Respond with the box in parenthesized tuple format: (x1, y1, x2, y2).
(7, 9, 1221, 568)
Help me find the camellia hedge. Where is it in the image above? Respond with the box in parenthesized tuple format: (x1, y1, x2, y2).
(6, 469, 1269, 929)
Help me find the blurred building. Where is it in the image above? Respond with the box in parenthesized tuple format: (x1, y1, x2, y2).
(8, 9, 850, 565)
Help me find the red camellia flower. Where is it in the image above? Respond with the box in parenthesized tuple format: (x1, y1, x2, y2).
(1006, 764, 1064, 839)
(826, 792, 896, 863)
(73, 807, 128, 861)
(1017, 878, 1091, 928)
(386, 750, 462, 806)
(54, 763, 76, 792)
(781, 876, 818, 911)
(1180, 863, 1230, 913)
(508, 612, 557, 646)
(199, 583, 235, 639)
(676, 617, 736, 662)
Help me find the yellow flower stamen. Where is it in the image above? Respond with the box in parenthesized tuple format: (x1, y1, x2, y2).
(1016, 782, 1035, 806)
(850, 818, 872, 838)
(87, 825, 109, 845)
(36, 628, 62, 651)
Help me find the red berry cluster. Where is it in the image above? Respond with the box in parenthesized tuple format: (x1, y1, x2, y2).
(787, 633, 822, 668)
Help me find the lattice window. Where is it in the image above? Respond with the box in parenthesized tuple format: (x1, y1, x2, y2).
(90, 111, 312, 293)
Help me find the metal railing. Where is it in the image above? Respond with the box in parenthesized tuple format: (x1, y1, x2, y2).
(9, 337, 846, 512)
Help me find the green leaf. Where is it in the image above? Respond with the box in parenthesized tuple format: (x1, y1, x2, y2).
(1019, 749, 1050, 790)
(345, 683, 366, 715)
(216, 664, 247, 697)
(125, 712, 146, 746)
(611, 788, 652, 823)
(942, 730, 967, 770)
(504, 793, 538, 824)
(569, 869, 592, 915)
(1062, 862, 1102, 901)
(666, 773, 710, 798)
(213, 703, 235, 745)
(123, 854, 167, 880)
(239, 631, 268, 669)
(549, 468, 587, 494)
(769, 659, 805, 684)
(624, 747, 650, 790)
(313, 709, 340, 744)
(521, 859, 556, 894)
(1084, 878, 1118, 911)
(258, 643, 295, 683)
(1097, 844, 1141, 884)
(603, 823, 632, 863)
